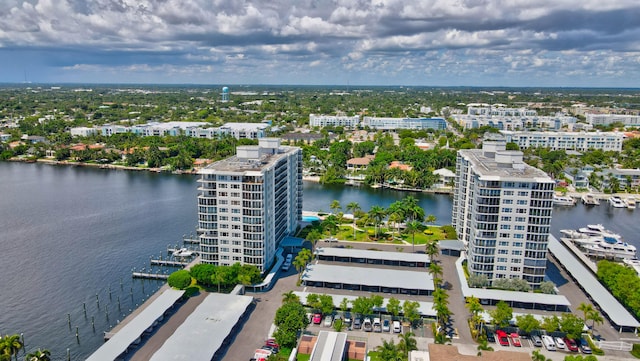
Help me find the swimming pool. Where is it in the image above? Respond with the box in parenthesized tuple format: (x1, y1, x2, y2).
(302, 215, 321, 222)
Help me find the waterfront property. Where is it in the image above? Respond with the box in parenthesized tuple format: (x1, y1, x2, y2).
(293, 291, 437, 317)
(301, 263, 434, 295)
(197, 138, 302, 272)
(547, 235, 640, 332)
(500, 130, 624, 151)
(453, 140, 555, 288)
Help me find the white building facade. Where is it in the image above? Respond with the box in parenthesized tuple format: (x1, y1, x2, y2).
(587, 114, 640, 127)
(309, 114, 361, 128)
(453, 141, 555, 288)
(197, 138, 302, 272)
(499, 130, 624, 151)
(362, 117, 447, 130)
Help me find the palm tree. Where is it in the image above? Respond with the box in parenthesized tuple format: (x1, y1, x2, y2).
(530, 349, 548, 361)
(425, 214, 437, 227)
(282, 291, 300, 304)
(375, 339, 403, 361)
(587, 309, 604, 331)
(388, 211, 404, 241)
(402, 196, 425, 223)
(0, 335, 22, 361)
(367, 205, 386, 239)
(577, 302, 595, 324)
(397, 332, 417, 357)
(428, 262, 443, 282)
(25, 349, 51, 361)
(346, 201, 361, 240)
(329, 199, 342, 215)
(405, 220, 421, 251)
(425, 240, 440, 263)
(476, 339, 494, 355)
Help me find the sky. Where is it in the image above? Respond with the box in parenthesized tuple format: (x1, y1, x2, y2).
(1, 0, 640, 87)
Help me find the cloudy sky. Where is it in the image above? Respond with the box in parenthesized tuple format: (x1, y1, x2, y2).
(1, 0, 639, 87)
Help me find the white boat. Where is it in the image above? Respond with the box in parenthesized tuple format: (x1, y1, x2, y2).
(625, 197, 636, 210)
(581, 193, 600, 206)
(560, 225, 638, 260)
(553, 195, 576, 206)
(608, 196, 626, 208)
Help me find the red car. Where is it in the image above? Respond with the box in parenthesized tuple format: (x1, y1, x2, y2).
(265, 339, 279, 348)
(565, 337, 579, 352)
(509, 333, 522, 347)
(312, 313, 322, 324)
(496, 330, 509, 346)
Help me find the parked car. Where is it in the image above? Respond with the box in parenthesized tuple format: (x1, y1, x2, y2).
(382, 319, 390, 332)
(509, 333, 522, 347)
(312, 313, 322, 324)
(363, 318, 373, 332)
(531, 335, 543, 347)
(344, 312, 352, 327)
(579, 338, 592, 354)
(486, 332, 496, 343)
(565, 337, 579, 352)
(334, 314, 343, 324)
(393, 320, 402, 333)
(353, 317, 362, 330)
(554, 337, 566, 350)
(541, 335, 556, 351)
(323, 315, 333, 327)
(373, 318, 382, 333)
(261, 345, 279, 354)
(264, 339, 279, 348)
(496, 330, 509, 346)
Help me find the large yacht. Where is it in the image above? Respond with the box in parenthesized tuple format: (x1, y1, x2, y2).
(625, 197, 637, 210)
(560, 224, 637, 260)
(608, 196, 626, 208)
(553, 195, 576, 206)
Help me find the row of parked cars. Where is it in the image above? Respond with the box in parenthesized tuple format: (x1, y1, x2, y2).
(311, 312, 402, 333)
(490, 330, 591, 354)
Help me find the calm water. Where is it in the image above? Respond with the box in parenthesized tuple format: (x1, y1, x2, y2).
(0, 162, 638, 360)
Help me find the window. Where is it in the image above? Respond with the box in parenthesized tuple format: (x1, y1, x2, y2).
(498, 241, 509, 246)
(498, 249, 508, 254)
(503, 199, 513, 204)
(231, 217, 240, 222)
(513, 242, 523, 247)
(501, 216, 511, 221)
(518, 191, 529, 196)
(512, 250, 522, 255)
(512, 258, 521, 263)
(517, 200, 528, 205)
(515, 217, 526, 222)
(514, 234, 524, 239)
(499, 233, 510, 238)
(502, 208, 512, 213)
(516, 209, 527, 214)
(515, 225, 525, 230)
(497, 257, 507, 262)
(496, 266, 507, 271)
(500, 225, 511, 230)
(503, 190, 514, 195)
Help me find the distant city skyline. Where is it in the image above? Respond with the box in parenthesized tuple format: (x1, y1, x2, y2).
(1, 1, 640, 87)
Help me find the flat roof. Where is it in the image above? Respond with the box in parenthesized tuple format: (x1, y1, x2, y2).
(86, 288, 185, 361)
(302, 264, 434, 291)
(455, 255, 571, 307)
(438, 240, 465, 251)
(548, 235, 640, 328)
(458, 148, 551, 180)
(149, 293, 253, 361)
(293, 291, 436, 317)
(314, 247, 430, 263)
(310, 331, 348, 361)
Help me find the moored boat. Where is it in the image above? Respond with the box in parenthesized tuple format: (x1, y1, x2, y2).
(581, 193, 600, 206)
(560, 224, 638, 260)
(553, 195, 576, 206)
(608, 196, 626, 208)
(625, 197, 636, 210)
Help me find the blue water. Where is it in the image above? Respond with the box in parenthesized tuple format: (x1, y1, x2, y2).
(302, 215, 321, 222)
(0, 162, 638, 360)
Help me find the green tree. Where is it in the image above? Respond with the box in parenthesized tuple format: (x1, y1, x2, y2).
(387, 298, 401, 319)
(515, 314, 541, 335)
(375, 339, 403, 361)
(541, 315, 560, 333)
(405, 220, 421, 252)
(367, 205, 386, 239)
(489, 301, 513, 328)
(329, 199, 342, 215)
(352, 296, 374, 316)
(425, 214, 437, 226)
(25, 349, 51, 361)
(167, 270, 192, 290)
(539, 281, 556, 294)
(306, 293, 322, 312)
(319, 294, 335, 316)
(577, 302, 595, 325)
(282, 291, 300, 304)
(345, 201, 361, 240)
(0, 334, 23, 361)
(397, 331, 418, 357)
(531, 349, 550, 361)
(560, 313, 585, 339)
(587, 310, 604, 331)
(339, 298, 349, 313)
(402, 300, 421, 327)
(425, 240, 440, 263)
(273, 302, 309, 348)
(332, 319, 345, 332)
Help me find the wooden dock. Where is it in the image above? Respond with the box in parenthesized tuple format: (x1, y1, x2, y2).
(150, 259, 189, 267)
(132, 272, 169, 280)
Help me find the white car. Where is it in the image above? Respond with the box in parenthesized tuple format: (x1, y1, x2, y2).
(323, 315, 333, 327)
(392, 320, 402, 333)
(554, 337, 566, 350)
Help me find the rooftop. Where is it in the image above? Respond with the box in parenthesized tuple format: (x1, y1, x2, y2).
(200, 139, 299, 174)
(314, 247, 430, 264)
(149, 293, 253, 361)
(459, 143, 551, 181)
(301, 263, 434, 291)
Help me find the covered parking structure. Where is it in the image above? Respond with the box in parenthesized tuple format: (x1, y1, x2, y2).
(86, 288, 185, 361)
(455, 255, 572, 312)
(293, 291, 436, 317)
(301, 264, 434, 295)
(149, 293, 254, 361)
(548, 235, 640, 333)
(314, 247, 430, 267)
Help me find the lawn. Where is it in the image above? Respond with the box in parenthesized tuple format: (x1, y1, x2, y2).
(333, 224, 446, 245)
